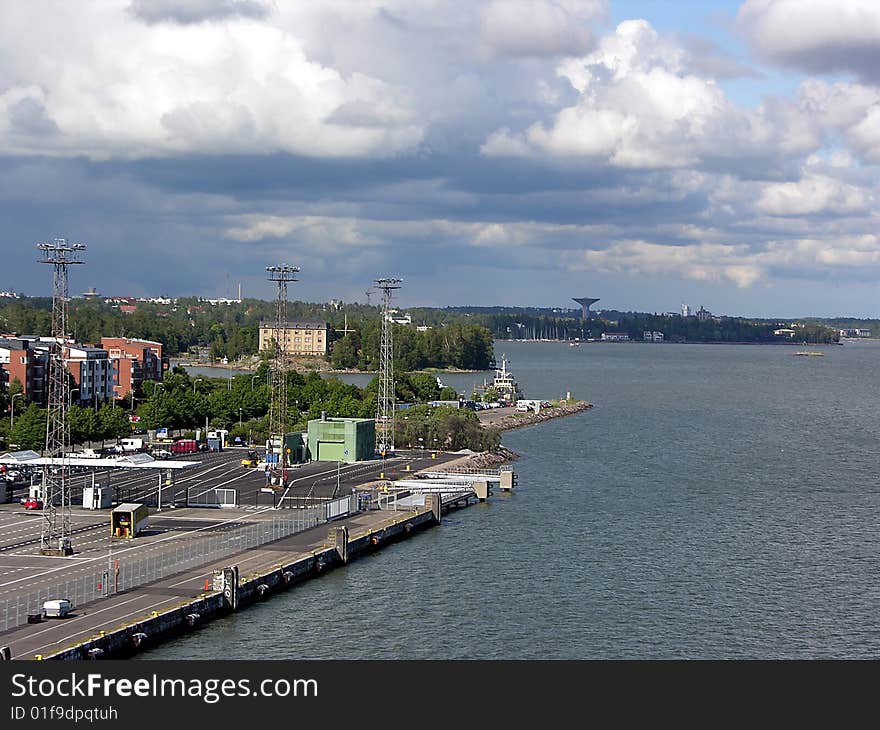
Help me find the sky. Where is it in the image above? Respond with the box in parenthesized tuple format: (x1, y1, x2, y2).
(0, 0, 878, 318)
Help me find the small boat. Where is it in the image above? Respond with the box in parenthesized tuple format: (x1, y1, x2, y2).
(569, 341, 580, 347)
(794, 351, 824, 356)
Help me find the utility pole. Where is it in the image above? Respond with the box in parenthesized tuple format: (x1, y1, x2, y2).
(266, 264, 299, 482)
(37, 238, 85, 556)
(374, 277, 401, 457)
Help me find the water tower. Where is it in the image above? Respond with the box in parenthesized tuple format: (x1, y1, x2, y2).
(573, 297, 600, 320)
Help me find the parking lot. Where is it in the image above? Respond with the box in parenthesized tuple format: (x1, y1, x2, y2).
(0, 446, 461, 605)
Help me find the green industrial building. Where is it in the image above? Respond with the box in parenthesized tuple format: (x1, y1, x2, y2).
(306, 417, 375, 463)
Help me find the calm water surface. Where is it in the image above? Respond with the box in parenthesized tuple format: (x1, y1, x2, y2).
(146, 341, 880, 658)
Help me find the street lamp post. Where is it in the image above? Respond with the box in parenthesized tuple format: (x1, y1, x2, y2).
(238, 408, 243, 430)
(251, 374, 259, 391)
(193, 378, 202, 393)
(69, 388, 80, 409)
(10, 392, 24, 429)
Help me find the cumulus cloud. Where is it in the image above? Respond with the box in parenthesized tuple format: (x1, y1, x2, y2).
(756, 173, 874, 216)
(223, 213, 612, 251)
(0, 3, 422, 159)
(482, 19, 821, 169)
(2, 2, 879, 312)
(479, 0, 606, 58)
(738, 0, 880, 82)
(573, 239, 764, 288)
(570, 232, 880, 290)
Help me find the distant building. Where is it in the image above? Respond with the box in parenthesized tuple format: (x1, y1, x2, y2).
(0, 336, 118, 407)
(259, 321, 330, 356)
(774, 328, 797, 337)
(0, 337, 47, 404)
(102, 337, 167, 399)
(82, 287, 101, 300)
(839, 328, 871, 338)
(643, 331, 665, 342)
(384, 309, 412, 325)
(64, 344, 116, 407)
(695, 306, 712, 322)
(0, 291, 21, 299)
(681, 303, 691, 317)
(601, 332, 630, 342)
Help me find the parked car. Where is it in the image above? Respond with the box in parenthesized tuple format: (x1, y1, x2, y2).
(152, 449, 172, 459)
(23, 497, 43, 510)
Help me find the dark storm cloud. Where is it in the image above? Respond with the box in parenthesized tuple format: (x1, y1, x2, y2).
(128, 0, 271, 25)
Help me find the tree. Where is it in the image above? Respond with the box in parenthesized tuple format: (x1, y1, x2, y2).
(331, 332, 360, 369)
(67, 405, 99, 446)
(9, 403, 47, 451)
(98, 404, 130, 443)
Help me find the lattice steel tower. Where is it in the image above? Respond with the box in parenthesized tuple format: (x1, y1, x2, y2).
(38, 238, 85, 556)
(266, 265, 299, 473)
(374, 277, 401, 455)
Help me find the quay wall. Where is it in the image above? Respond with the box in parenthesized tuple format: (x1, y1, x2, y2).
(43, 508, 438, 660)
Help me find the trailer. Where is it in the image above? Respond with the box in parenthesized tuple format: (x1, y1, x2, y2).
(171, 439, 199, 455)
(111, 503, 149, 539)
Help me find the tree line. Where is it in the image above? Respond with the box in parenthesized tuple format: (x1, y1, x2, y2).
(0, 364, 492, 453)
(0, 297, 495, 368)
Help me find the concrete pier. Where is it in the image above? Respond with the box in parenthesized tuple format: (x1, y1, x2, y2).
(2, 507, 439, 660)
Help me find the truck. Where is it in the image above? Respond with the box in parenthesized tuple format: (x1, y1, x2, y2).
(116, 438, 145, 453)
(516, 399, 540, 413)
(42, 599, 71, 618)
(111, 503, 149, 539)
(171, 439, 199, 455)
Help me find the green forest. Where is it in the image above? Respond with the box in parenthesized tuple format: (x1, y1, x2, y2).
(0, 297, 495, 369)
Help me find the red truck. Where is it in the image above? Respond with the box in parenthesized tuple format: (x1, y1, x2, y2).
(171, 439, 199, 455)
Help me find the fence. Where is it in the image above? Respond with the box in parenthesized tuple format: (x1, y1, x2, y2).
(0, 505, 323, 633)
(277, 493, 356, 521)
(187, 487, 238, 508)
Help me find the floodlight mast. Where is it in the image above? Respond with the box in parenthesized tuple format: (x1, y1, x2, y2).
(37, 238, 85, 556)
(374, 277, 402, 456)
(266, 264, 299, 482)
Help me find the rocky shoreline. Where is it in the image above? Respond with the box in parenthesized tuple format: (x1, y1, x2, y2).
(450, 401, 592, 468)
(485, 400, 593, 433)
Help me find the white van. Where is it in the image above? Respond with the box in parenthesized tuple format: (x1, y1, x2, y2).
(42, 599, 71, 618)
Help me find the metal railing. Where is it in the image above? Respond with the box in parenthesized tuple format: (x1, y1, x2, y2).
(0, 506, 324, 633)
(187, 487, 238, 508)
